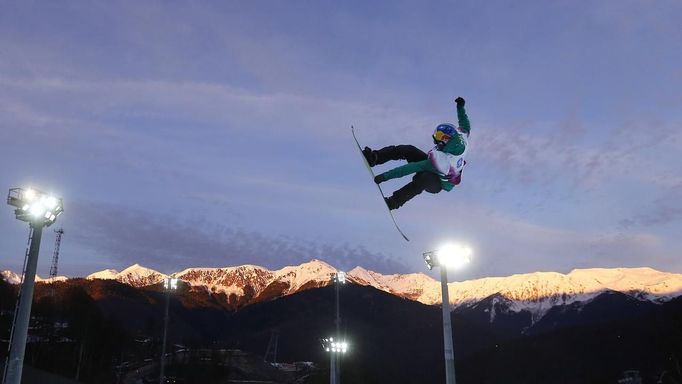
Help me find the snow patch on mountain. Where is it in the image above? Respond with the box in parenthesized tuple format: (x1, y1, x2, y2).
(2, 271, 68, 284)
(10, 260, 682, 324)
(1, 270, 23, 284)
(274, 259, 337, 292)
(86, 269, 119, 280)
(87, 264, 166, 287)
(176, 259, 337, 300)
(350, 266, 682, 323)
(175, 264, 273, 297)
(347, 267, 441, 303)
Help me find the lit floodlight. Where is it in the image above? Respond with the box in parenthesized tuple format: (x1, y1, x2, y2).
(164, 277, 179, 290)
(321, 337, 348, 354)
(7, 187, 63, 227)
(423, 243, 472, 270)
(332, 271, 346, 284)
(43, 196, 58, 209)
(437, 243, 472, 269)
(23, 189, 36, 201)
(30, 204, 44, 217)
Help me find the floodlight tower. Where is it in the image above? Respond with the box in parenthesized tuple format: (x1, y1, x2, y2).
(423, 243, 472, 384)
(321, 337, 348, 384)
(331, 272, 346, 384)
(4, 187, 63, 384)
(160, 277, 178, 384)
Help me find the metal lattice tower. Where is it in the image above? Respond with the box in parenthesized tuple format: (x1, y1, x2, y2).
(49, 228, 64, 280)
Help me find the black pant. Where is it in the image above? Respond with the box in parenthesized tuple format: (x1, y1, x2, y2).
(375, 145, 442, 209)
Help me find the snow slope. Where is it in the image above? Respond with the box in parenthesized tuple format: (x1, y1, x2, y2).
(1, 270, 67, 284)
(87, 264, 166, 287)
(175, 259, 337, 300)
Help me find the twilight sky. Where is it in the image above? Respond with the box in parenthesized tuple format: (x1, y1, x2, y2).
(1, 1, 681, 280)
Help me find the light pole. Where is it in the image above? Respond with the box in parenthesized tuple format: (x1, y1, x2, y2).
(3, 187, 63, 384)
(331, 271, 346, 384)
(160, 277, 178, 384)
(423, 243, 472, 384)
(321, 337, 348, 384)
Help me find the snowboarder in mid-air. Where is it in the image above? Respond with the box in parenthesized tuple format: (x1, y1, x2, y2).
(362, 97, 470, 210)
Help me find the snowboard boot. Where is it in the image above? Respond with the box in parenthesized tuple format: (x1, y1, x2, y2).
(384, 197, 399, 210)
(362, 146, 378, 167)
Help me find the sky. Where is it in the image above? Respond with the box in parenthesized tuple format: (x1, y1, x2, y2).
(0, 0, 681, 280)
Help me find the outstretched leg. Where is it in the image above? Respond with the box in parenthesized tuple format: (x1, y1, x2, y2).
(385, 171, 442, 210)
(364, 145, 426, 167)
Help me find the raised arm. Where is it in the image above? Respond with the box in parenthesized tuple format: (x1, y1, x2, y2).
(441, 97, 470, 156)
(455, 97, 470, 134)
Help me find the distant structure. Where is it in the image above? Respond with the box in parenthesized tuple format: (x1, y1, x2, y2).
(49, 228, 64, 281)
(264, 329, 279, 364)
(618, 370, 642, 384)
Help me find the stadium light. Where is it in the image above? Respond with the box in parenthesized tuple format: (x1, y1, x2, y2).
(332, 271, 346, 284)
(322, 337, 348, 384)
(4, 187, 63, 384)
(7, 187, 63, 225)
(423, 243, 472, 270)
(164, 277, 179, 290)
(322, 337, 349, 354)
(422, 243, 473, 384)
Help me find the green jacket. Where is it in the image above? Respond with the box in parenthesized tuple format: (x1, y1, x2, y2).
(381, 104, 470, 191)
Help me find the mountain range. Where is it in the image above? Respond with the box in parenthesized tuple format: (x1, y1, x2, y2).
(4, 259, 682, 325)
(3, 260, 682, 383)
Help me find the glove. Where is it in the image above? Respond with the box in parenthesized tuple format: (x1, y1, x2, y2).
(455, 97, 465, 107)
(374, 174, 386, 184)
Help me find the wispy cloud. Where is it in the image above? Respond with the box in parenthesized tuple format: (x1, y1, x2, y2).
(65, 200, 407, 274)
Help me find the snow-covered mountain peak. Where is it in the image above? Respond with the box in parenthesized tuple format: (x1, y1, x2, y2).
(115, 264, 167, 287)
(2, 271, 67, 284)
(347, 265, 682, 324)
(86, 264, 166, 287)
(347, 267, 441, 303)
(564, 267, 682, 300)
(119, 263, 152, 274)
(172, 260, 337, 305)
(275, 259, 336, 279)
(269, 259, 337, 292)
(87, 269, 119, 280)
(1, 270, 23, 284)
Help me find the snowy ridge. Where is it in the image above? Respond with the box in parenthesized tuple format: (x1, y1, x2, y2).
(175, 259, 337, 300)
(347, 267, 442, 303)
(349, 266, 682, 322)
(1, 270, 22, 284)
(13, 261, 682, 323)
(86, 268, 119, 280)
(1, 270, 68, 284)
(87, 264, 166, 287)
(348, 267, 682, 306)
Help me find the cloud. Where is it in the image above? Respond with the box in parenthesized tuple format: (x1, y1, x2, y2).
(472, 114, 681, 194)
(0, 73, 426, 147)
(65, 200, 407, 274)
(619, 182, 682, 228)
(407, 198, 670, 279)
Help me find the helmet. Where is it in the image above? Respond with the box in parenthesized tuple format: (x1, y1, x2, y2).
(432, 123, 457, 146)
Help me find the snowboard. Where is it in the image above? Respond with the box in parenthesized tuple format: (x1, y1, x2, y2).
(351, 126, 409, 242)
